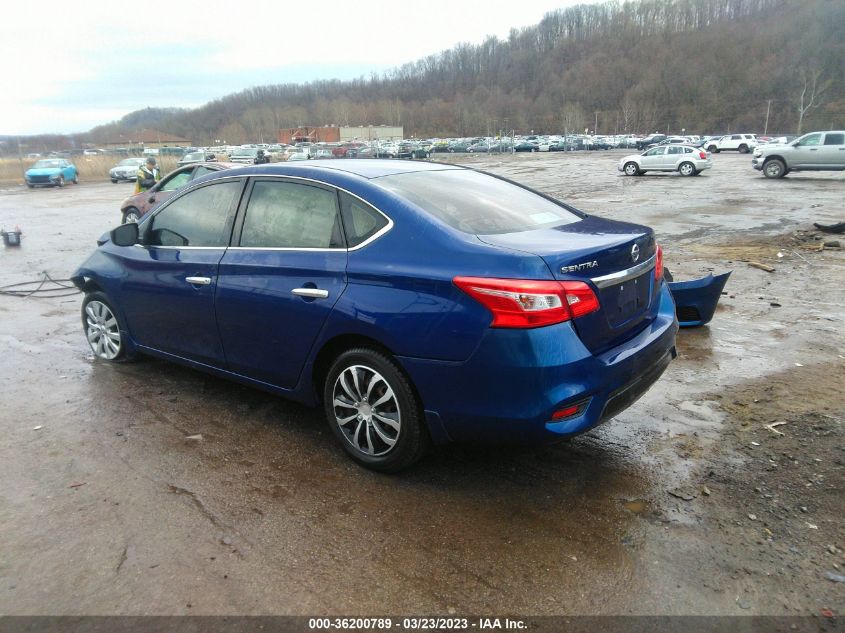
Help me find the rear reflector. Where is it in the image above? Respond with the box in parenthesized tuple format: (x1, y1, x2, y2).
(654, 244, 664, 282)
(551, 399, 590, 420)
(453, 276, 599, 328)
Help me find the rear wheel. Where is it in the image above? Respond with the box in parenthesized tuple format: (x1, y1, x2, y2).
(72, 174, 79, 184)
(323, 348, 428, 472)
(678, 162, 697, 177)
(707, 145, 718, 153)
(763, 159, 786, 179)
(738, 144, 749, 154)
(623, 162, 640, 176)
(56, 176, 65, 187)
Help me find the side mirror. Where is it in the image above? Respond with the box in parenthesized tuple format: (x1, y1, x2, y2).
(110, 222, 139, 247)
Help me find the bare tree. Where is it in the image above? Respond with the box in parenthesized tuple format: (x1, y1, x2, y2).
(796, 68, 830, 135)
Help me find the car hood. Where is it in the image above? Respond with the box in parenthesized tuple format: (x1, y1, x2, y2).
(26, 167, 62, 176)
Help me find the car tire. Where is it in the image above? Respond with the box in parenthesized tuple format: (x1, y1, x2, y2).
(82, 292, 127, 362)
(738, 144, 749, 154)
(707, 145, 718, 153)
(763, 159, 787, 179)
(678, 162, 697, 177)
(623, 162, 640, 176)
(111, 179, 118, 184)
(27, 184, 34, 189)
(56, 176, 65, 187)
(72, 174, 79, 184)
(122, 207, 140, 224)
(323, 347, 429, 472)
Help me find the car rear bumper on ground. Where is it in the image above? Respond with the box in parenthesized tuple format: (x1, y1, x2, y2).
(398, 283, 678, 444)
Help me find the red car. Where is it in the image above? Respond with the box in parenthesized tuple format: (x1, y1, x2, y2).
(331, 143, 365, 158)
(119, 162, 238, 223)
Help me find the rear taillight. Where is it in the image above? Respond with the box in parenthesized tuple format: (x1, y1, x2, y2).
(453, 277, 599, 328)
(654, 244, 664, 282)
(699, 151, 707, 159)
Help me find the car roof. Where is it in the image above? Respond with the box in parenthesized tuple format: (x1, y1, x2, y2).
(219, 159, 464, 180)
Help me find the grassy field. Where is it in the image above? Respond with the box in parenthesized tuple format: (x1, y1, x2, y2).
(0, 156, 180, 186)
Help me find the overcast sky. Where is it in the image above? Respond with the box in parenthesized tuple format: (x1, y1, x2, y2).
(1, 0, 584, 136)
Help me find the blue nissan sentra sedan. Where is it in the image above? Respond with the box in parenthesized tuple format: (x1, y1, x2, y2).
(73, 160, 677, 471)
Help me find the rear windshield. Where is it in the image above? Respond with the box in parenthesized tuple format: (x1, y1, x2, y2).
(375, 169, 581, 235)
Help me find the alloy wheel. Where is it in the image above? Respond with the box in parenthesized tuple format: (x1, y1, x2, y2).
(85, 300, 122, 360)
(332, 365, 401, 456)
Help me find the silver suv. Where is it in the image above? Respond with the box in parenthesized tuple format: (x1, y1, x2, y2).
(752, 131, 845, 178)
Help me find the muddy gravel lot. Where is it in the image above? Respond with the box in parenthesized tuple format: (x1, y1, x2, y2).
(0, 152, 842, 620)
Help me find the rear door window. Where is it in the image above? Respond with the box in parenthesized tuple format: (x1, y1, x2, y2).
(239, 180, 344, 249)
(823, 133, 844, 145)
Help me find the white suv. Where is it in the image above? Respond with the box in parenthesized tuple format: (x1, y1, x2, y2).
(706, 134, 757, 154)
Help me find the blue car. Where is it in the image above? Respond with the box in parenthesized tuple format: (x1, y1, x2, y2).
(25, 158, 79, 188)
(72, 160, 677, 471)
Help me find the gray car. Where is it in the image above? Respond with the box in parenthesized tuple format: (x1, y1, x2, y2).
(618, 145, 712, 176)
(752, 131, 845, 178)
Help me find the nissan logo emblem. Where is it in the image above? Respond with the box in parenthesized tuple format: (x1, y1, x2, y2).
(631, 244, 640, 262)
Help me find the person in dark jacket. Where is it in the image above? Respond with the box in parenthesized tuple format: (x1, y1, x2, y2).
(254, 149, 270, 164)
(134, 157, 160, 193)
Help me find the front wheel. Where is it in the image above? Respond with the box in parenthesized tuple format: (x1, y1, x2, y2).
(82, 292, 126, 361)
(763, 159, 786, 179)
(323, 348, 428, 472)
(678, 162, 697, 177)
(623, 161, 640, 176)
(122, 207, 140, 224)
(56, 176, 65, 187)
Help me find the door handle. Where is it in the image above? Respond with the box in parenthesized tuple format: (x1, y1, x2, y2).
(292, 287, 329, 299)
(186, 276, 211, 285)
(809, 148, 818, 151)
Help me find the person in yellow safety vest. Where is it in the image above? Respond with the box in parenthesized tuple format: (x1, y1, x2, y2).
(134, 157, 160, 193)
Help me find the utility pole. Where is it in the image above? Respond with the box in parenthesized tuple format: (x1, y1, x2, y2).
(594, 111, 599, 135)
(16, 137, 25, 181)
(763, 100, 772, 135)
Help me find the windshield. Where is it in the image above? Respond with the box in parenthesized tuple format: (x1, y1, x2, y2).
(118, 158, 143, 167)
(234, 148, 258, 156)
(376, 169, 581, 235)
(33, 160, 62, 168)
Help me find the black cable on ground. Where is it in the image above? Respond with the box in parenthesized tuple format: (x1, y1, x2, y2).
(0, 271, 81, 298)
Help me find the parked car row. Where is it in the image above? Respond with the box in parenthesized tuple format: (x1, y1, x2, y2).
(617, 130, 845, 179)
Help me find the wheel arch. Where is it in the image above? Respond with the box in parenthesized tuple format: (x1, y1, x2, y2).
(311, 334, 398, 404)
(762, 154, 787, 166)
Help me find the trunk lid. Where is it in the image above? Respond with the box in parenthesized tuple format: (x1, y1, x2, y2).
(478, 216, 658, 354)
